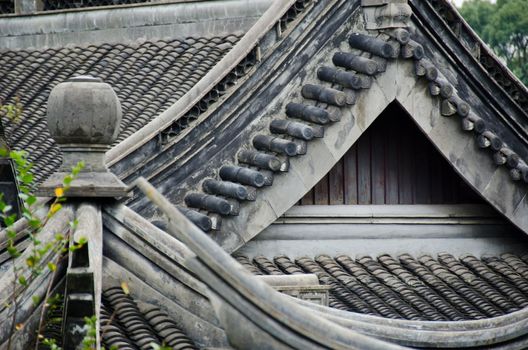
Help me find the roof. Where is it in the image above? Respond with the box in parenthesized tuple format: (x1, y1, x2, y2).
(114, 0, 528, 255)
(2, 0, 528, 348)
(38, 280, 203, 349)
(0, 0, 271, 184)
(0, 35, 240, 183)
(237, 253, 528, 321)
(101, 287, 197, 350)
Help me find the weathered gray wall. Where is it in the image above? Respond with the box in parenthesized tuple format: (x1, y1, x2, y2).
(236, 204, 527, 258)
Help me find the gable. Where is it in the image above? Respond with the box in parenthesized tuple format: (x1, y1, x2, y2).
(300, 101, 482, 205)
(113, 0, 528, 253)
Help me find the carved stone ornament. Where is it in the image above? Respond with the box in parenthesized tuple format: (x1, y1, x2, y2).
(37, 76, 128, 198)
(361, 0, 412, 30)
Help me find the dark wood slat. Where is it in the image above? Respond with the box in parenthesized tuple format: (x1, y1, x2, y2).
(459, 177, 481, 203)
(430, 151, 444, 203)
(414, 137, 432, 204)
(343, 144, 358, 204)
(398, 118, 413, 204)
(314, 174, 329, 205)
(385, 117, 399, 204)
(299, 103, 483, 206)
(371, 118, 386, 204)
(357, 132, 371, 204)
(329, 158, 344, 204)
(300, 188, 315, 205)
(444, 162, 458, 204)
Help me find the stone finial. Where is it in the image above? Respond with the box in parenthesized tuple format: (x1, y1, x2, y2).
(361, 0, 412, 30)
(37, 76, 128, 198)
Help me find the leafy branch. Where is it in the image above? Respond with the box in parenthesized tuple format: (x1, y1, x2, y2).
(0, 147, 85, 349)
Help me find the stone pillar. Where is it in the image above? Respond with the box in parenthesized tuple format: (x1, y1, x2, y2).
(14, 0, 44, 14)
(37, 76, 126, 350)
(361, 0, 412, 30)
(37, 75, 127, 198)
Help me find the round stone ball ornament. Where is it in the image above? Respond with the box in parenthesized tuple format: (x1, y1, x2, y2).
(47, 75, 122, 172)
(37, 76, 128, 198)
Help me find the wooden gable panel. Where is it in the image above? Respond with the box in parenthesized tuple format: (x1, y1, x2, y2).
(300, 103, 483, 205)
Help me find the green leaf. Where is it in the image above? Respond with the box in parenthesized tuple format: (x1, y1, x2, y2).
(47, 262, 57, 272)
(26, 195, 37, 206)
(18, 276, 27, 286)
(63, 175, 72, 185)
(29, 218, 41, 229)
(49, 203, 62, 215)
(70, 219, 79, 230)
(7, 229, 16, 239)
(32, 295, 40, 306)
(21, 173, 33, 184)
(2, 205, 12, 214)
(7, 246, 20, 258)
(4, 214, 16, 227)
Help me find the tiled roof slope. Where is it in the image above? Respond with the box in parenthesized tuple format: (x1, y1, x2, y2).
(0, 34, 240, 184)
(101, 287, 197, 350)
(38, 286, 199, 349)
(237, 253, 528, 321)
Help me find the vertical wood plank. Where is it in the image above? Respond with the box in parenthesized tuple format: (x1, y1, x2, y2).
(414, 137, 431, 204)
(399, 117, 413, 204)
(297, 102, 483, 206)
(357, 132, 372, 204)
(371, 118, 386, 204)
(314, 174, 329, 205)
(430, 151, 444, 203)
(329, 158, 344, 204)
(444, 163, 459, 204)
(300, 189, 314, 205)
(458, 177, 481, 203)
(344, 144, 358, 204)
(385, 116, 399, 204)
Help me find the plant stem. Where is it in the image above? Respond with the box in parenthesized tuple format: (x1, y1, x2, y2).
(7, 264, 19, 350)
(34, 230, 71, 350)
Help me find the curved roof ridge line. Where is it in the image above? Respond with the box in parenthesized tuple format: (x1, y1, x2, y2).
(299, 297, 528, 348)
(106, 0, 299, 166)
(134, 176, 406, 349)
(412, 0, 528, 109)
(0, 0, 267, 47)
